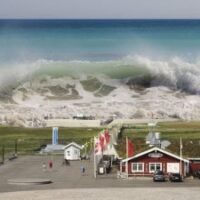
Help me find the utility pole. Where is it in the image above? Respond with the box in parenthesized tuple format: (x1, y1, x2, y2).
(180, 138, 183, 176)
(15, 139, 18, 156)
(2, 145, 5, 164)
(93, 137, 97, 179)
(126, 136, 128, 178)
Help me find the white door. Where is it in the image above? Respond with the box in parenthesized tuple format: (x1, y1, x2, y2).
(167, 163, 180, 173)
(64, 150, 71, 160)
(73, 149, 80, 160)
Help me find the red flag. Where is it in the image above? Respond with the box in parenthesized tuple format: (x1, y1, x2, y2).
(128, 139, 134, 157)
(99, 133, 105, 150)
(104, 129, 110, 144)
(96, 129, 110, 153)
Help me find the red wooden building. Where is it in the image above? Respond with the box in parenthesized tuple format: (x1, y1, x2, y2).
(120, 147, 189, 177)
(188, 158, 200, 175)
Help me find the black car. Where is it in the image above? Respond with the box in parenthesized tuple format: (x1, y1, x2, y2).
(196, 170, 200, 179)
(193, 170, 200, 179)
(169, 173, 183, 182)
(153, 170, 165, 182)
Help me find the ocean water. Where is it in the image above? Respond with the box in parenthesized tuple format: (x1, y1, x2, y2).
(1, 19, 200, 62)
(1, 19, 200, 93)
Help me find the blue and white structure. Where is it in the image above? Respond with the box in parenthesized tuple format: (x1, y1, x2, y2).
(52, 127, 58, 145)
(40, 126, 65, 154)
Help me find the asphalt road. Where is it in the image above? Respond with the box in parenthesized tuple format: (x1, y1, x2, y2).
(0, 155, 200, 194)
(0, 188, 200, 200)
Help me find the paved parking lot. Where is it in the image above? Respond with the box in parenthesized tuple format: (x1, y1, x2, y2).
(0, 155, 200, 193)
(1, 188, 200, 200)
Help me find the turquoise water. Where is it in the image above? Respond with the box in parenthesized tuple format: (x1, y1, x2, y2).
(1, 20, 200, 94)
(1, 19, 200, 62)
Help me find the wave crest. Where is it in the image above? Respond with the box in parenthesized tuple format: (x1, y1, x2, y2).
(126, 56, 200, 94)
(1, 55, 200, 94)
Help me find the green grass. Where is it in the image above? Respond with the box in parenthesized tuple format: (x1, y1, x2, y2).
(120, 121, 200, 158)
(0, 127, 100, 158)
(1, 121, 200, 159)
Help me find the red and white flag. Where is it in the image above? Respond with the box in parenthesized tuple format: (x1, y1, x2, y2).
(99, 132, 106, 150)
(95, 129, 111, 155)
(104, 129, 110, 144)
(94, 137, 102, 155)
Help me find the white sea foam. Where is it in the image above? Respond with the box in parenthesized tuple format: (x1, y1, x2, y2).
(0, 75, 200, 127)
(2, 55, 200, 93)
(0, 54, 200, 96)
(1, 55, 200, 127)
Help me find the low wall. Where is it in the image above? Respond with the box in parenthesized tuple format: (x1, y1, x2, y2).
(108, 118, 178, 127)
(45, 119, 101, 127)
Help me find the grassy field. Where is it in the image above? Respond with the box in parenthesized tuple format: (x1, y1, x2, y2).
(1, 121, 200, 160)
(0, 127, 100, 159)
(118, 121, 200, 158)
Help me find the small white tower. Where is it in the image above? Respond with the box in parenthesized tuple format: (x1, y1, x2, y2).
(52, 127, 58, 145)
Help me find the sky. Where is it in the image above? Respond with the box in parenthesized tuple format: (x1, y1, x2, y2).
(0, 0, 200, 19)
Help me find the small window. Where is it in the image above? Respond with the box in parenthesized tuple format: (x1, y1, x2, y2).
(150, 164, 155, 172)
(74, 150, 78, 155)
(133, 163, 138, 171)
(149, 163, 162, 173)
(132, 163, 144, 172)
(67, 151, 70, 156)
(138, 163, 143, 171)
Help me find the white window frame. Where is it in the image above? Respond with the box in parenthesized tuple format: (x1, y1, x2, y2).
(149, 162, 162, 173)
(131, 162, 144, 172)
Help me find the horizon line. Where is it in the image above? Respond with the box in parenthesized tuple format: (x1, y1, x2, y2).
(1, 18, 200, 20)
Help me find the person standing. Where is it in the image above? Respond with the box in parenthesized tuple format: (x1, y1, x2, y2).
(42, 162, 46, 172)
(49, 160, 53, 169)
(80, 165, 85, 176)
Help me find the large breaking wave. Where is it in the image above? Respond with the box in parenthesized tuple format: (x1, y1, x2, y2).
(124, 55, 200, 94)
(0, 55, 200, 94)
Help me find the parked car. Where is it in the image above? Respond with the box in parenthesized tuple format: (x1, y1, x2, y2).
(197, 170, 200, 179)
(169, 173, 183, 182)
(193, 170, 200, 179)
(153, 170, 165, 182)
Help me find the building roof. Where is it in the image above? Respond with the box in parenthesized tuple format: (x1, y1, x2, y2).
(40, 144, 65, 154)
(63, 142, 83, 150)
(188, 158, 200, 161)
(121, 146, 189, 163)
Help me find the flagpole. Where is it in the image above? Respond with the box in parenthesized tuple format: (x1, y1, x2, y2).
(179, 137, 183, 176)
(94, 136, 97, 179)
(126, 136, 128, 178)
